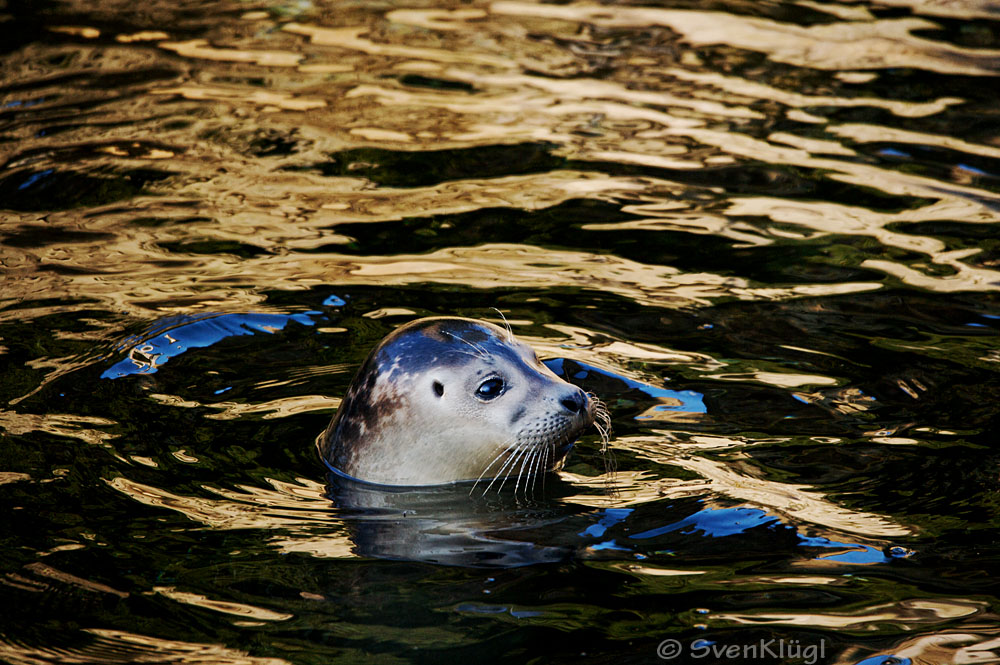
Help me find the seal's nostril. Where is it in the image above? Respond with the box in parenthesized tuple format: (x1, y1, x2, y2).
(560, 393, 582, 413)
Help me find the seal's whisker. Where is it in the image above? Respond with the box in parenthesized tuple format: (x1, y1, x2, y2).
(448, 349, 490, 361)
(588, 392, 613, 454)
(536, 446, 546, 493)
(497, 441, 529, 481)
(511, 441, 537, 496)
(474, 452, 506, 489)
(528, 445, 544, 497)
(585, 392, 617, 484)
(494, 442, 531, 494)
(491, 307, 514, 344)
(513, 442, 535, 498)
(480, 456, 513, 495)
(593, 419, 609, 447)
(540, 444, 549, 492)
(536, 445, 547, 490)
(597, 407, 611, 430)
(474, 433, 521, 490)
(484, 440, 529, 495)
(524, 443, 545, 499)
(521, 456, 534, 500)
(471, 434, 518, 495)
(464, 335, 491, 358)
(441, 330, 489, 360)
(527, 450, 537, 497)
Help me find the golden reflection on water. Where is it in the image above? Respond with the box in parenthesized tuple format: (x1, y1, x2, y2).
(849, 629, 1000, 665)
(612, 435, 912, 537)
(104, 475, 357, 557)
(153, 85, 327, 111)
(148, 393, 341, 420)
(715, 597, 986, 629)
(159, 40, 304, 67)
(662, 68, 962, 118)
(490, 1, 1000, 75)
(706, 370, 839, 388)
(284, 23, 513, 68)
(153, 587, 293, 622)
(5, 0, 998, 324)
(22, 562, 129, 599)
(0, 411, 118, 447)
(105, 475, 342, 533)
(0, 630, 293, 665)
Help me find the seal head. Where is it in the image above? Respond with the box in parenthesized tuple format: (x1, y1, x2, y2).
(320, 317, 595, 486)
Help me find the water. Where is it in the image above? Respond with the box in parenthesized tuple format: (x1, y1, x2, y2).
(1, 0, 999, 663)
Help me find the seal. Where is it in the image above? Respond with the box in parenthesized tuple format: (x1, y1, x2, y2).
(319, 316, 607, 488)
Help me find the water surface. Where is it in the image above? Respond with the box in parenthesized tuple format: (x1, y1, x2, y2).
(2, 0, 1000, 663)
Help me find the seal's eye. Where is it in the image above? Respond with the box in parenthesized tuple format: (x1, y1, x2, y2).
(475, 377, 505, 400)
(432, 380, 444, 397)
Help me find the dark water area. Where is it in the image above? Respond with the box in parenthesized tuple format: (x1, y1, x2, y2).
(2, 0, 1000, 663)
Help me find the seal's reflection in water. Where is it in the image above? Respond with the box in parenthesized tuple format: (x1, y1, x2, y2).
(325, 468, 585, 567)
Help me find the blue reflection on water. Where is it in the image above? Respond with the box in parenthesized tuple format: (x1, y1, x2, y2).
(101, 312, 320, 379)
(544, 358, 706, 413)
(579, 508, 633, 538)
(957, 163, 990, 176)
(322, 294, 347, 307)
(612, 506, 903, 564)
(18, 168, 54, 190)
(878, 148, 910, 158)
(631, 507, 781, 540)
(1, 98, 44, 109)
(798, 535, 890, 564)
